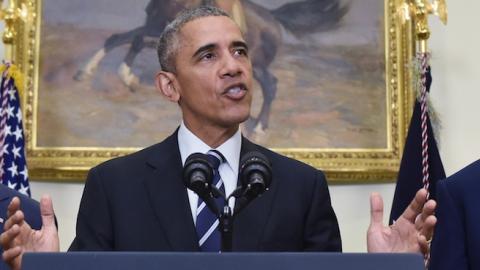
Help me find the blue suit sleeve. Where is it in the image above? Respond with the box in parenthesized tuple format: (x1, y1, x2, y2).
(429, 180, 469, 270)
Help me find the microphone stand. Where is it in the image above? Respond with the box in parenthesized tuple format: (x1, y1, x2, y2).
(219, 205, 233, 252)
(187, 183, 268, 252)
(211, 189, 235, 252)
(218, 189, 259, 252)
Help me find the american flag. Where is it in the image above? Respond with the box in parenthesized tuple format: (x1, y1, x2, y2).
(0, 63, 30, 196)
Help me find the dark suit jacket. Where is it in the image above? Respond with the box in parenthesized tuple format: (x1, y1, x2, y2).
(430, 159, 480, 270)
(69, 131, 341, 252)
(0, 185, 42, 269)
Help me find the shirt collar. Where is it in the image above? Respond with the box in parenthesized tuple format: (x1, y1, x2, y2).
(177, 121, 241, 173)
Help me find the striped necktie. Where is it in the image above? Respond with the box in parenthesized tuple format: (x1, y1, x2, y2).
(195, 149, 226, 252)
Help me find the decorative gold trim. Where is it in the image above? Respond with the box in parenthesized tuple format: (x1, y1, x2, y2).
(13, 0, 415, 182)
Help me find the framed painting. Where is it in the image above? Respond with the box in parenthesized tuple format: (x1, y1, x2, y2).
(13, 0, 416, 181)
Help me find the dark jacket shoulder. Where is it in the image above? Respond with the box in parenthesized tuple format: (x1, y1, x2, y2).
(88, 132, 179, 183)
(441, 159, 480, 192)
(0, 185, 42, 230)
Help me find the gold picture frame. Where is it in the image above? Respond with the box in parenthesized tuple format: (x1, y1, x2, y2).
(13, 0, 416, 182)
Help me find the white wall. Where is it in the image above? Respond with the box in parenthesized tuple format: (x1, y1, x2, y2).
(2, 0, 480, 252)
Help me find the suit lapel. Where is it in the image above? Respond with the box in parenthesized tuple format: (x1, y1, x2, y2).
(232, 137, 279, 250)
(143, 131, 200, 251)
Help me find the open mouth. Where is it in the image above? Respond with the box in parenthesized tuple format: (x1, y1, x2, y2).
(223, 83, 248, 99)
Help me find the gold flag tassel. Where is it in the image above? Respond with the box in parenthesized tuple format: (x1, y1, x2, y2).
(0, 63, 24, 95)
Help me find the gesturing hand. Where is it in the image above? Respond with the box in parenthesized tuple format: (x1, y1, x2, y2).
(367, 188, 436, 255)
(1, 195, 60, 270)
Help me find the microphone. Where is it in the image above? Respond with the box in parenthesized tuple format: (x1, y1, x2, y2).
(183, 153, 220, 216)
(183, 153, 214, 194)
(239, 151, 272, 200)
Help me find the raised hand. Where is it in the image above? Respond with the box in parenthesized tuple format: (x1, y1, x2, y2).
(367, 188, 436, 254)
(1, 195, 60, 270)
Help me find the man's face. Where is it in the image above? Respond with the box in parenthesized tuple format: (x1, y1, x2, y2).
(172, 16, 253, 130)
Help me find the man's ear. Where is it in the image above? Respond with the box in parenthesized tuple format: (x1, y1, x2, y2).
(155, 71, 180, 102)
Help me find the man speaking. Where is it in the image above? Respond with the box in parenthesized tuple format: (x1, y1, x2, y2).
(1, 6, 435, 269)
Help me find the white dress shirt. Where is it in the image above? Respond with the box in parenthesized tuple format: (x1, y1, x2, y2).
(178, 122, 241, 225)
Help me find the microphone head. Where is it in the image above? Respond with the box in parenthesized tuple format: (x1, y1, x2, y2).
(239, 151, 272, 198)
(183, 153, 223, 217)
(183, 153, 214, 194)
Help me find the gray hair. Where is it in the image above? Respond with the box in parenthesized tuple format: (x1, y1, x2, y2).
(157, 5, 231, 73)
